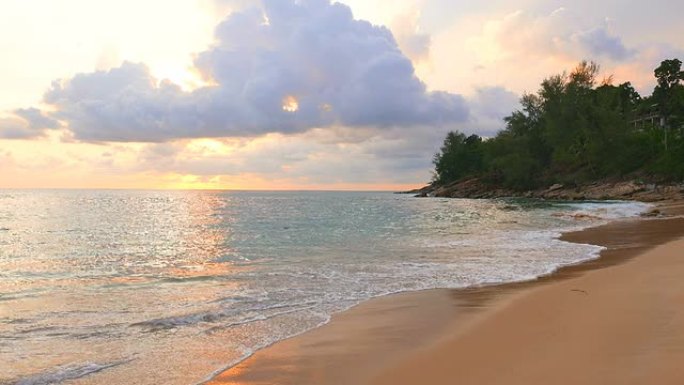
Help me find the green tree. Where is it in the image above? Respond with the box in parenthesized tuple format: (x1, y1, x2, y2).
(651, 59, 684, 173)
(432, 58, 684, 191)
(654, 59, 684, 91)
(433, 131, 484, 184)
(653, 59, 684, 133)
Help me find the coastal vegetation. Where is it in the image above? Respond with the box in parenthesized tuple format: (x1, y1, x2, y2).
(433, 59, 684, 190)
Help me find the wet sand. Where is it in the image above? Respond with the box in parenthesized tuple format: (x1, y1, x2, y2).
(208, 201, 684, 385)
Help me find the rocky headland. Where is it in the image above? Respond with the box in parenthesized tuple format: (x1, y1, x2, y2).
(403, 178, 684, 204)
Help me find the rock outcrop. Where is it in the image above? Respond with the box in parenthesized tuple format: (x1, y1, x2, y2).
(400, 178, 684, 202)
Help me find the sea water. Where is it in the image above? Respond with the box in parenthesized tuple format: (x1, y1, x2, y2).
(0, 190, 649, 384)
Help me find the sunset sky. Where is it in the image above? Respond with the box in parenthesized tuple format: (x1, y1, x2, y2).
(1, 0, 683, 190)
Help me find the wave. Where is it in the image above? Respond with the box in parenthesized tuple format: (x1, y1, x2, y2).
(11, 359, 132, 385)
(130, 301, 320, 332)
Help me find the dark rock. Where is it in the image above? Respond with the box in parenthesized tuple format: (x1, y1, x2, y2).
(400, 178, 683, 202)
(641, 209, 661, 218)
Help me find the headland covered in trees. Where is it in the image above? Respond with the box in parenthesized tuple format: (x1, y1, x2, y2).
(413, 59, 684, 202)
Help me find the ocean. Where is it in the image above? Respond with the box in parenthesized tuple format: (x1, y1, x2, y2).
(0, 190, 649, 384)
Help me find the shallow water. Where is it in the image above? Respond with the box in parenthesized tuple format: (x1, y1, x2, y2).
(0, 190, 649, 384)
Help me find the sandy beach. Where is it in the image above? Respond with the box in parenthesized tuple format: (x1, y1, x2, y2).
(208, 201, 684, 385)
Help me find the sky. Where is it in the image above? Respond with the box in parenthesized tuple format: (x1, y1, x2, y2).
(1, 0, 683, 190)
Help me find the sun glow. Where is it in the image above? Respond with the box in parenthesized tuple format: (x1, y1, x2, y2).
(282, 95, 299, 112)
(152, 64, 207, 91)
(186, 139, 234, 155)
(164, 174, 225, 190)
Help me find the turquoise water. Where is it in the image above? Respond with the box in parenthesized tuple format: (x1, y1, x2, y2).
(0, 190, 649, 384)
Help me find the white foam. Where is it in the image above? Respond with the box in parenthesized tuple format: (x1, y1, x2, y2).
(558, 200, 652, 221)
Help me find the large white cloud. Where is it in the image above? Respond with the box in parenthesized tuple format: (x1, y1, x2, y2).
(19, 0, 467, 142)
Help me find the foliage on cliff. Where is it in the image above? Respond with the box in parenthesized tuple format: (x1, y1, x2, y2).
(433, 59, 684, 189)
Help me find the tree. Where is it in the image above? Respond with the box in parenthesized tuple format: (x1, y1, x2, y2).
(653, 59, 684, 150)
(654, 59, 684, 91)
(569, 61, 600, 89)
(433, 131, 484, 184)
(432, 58, 684, 190)
(653, 59, 684, 119)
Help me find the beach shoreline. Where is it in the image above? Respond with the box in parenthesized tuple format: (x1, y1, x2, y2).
(372, 201, 684, 385)
(205, 199, 684, 385)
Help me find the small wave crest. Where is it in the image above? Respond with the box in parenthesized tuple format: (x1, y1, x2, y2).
(130, 301, 319, 332)
(12, 359, 132, 385)
(558, 200, 651, 221)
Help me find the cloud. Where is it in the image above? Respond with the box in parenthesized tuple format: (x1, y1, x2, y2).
(571, 26, 633, 61)
(0, 108, 60, 139)
(127, 85, 519, 187)
(426, 6, 649, 97)
(476, 8, 634, 63)
(133, 132, 438, 186)
(466, 87, 520, 137)
(0, 117, 35, 139)
(391, 8, 431, 63)
(34, 0, 467, 143)
(14, 108, 61, 130)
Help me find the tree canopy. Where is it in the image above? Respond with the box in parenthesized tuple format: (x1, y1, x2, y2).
(433, 58, 684, 188)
